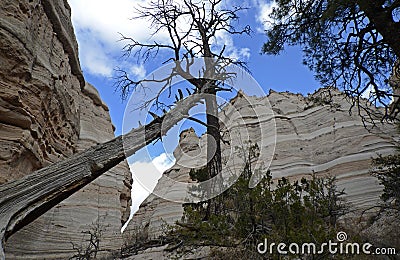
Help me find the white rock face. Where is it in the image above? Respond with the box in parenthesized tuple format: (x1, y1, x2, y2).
(125, 88, 398, 243)
(0, 1, 132, 258)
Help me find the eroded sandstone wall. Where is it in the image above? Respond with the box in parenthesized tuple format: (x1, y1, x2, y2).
(0, 0, 131, 258)
(125, 88, 399, 253)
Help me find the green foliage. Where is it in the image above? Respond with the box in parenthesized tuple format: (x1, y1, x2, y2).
(169, 142, 348, 258)
(189, 167, 209, 182)
(262, 0, 398, 114)
(372, 148, 400, 210)
(307, 94, 332, 106)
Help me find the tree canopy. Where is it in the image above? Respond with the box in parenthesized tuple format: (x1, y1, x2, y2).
(262, 0, 400, 121)
(148, 142, 349, 259)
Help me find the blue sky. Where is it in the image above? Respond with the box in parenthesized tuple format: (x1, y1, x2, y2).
(67, 0, 320, 136)
(67, 0, 321, 218)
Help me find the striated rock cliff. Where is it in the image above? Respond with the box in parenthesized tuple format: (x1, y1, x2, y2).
(0, 0, 131, 258)
(124, 88, 398, 258)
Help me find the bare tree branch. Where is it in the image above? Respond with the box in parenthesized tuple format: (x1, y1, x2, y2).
(114, 0, 250, 104)
(114, 0, 251, 220)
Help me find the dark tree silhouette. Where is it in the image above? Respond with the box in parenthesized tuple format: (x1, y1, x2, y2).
(115, 0, 250, 215)
(262, 0, 400, 121)
(372, 148, 400, 211)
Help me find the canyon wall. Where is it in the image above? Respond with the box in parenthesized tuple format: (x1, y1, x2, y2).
(1, 0, 399, 259)
(124, 88, 398, 258)
(0, 0, 131, 258)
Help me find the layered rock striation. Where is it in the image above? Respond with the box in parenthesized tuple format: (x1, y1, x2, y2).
(125, 88, 399, 247)
(0, 0, 131, 258)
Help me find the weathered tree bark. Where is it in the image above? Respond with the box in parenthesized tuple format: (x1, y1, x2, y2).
(204, 91, 222, 220)
(0, 94, 203, 259)
(205, 93, 222, 179)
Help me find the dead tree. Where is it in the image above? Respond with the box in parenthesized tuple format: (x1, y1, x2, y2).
(115, 0, 250, 217)
(0, 94, 204, 259)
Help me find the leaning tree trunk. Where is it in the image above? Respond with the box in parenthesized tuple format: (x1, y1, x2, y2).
(0, 94, 203, 259)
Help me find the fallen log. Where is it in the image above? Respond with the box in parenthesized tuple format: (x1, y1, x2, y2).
(0, 94, 203, 259)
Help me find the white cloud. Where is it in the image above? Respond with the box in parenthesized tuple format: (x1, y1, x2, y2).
(130, 64, 146, 79)
(256, 0, 278, 31)
(69, 0, 166, 46)
(239, 48, 251, 59)
(77, 34, 115, 77)
(68, 0, 163, 77)
(121, 153, 175, 231)
(213, 30, 251, 61)
(68, 0, 251, 77)
(256, 0, 316, 31)
(361, 85, 374, 99)
(130, 152, 175, 197)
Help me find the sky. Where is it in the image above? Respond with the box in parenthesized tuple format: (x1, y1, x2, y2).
(67, 0, 321, 218)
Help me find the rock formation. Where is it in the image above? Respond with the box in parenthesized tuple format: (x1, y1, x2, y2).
(124, 88, 399, 258)
(1, 0, 399, 259)
(0, 0, 131, 258)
